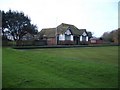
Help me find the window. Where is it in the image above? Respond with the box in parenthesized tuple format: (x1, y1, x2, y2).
(59, 34, 65, 41)
(65, 35, 71, 40)
(82, 36, 86, 41)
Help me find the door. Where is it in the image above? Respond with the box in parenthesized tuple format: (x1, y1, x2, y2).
(74, 36, 79, 45)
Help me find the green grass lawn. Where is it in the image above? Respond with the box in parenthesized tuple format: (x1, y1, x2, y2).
(2, 46, 118, 88)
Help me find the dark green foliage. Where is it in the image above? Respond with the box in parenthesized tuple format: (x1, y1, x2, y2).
(2, 10, 38, 41)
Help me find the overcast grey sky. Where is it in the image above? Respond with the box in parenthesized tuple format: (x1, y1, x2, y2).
(0, 0, 119, 37)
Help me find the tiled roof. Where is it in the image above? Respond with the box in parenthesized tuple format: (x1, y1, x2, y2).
(38, 23, 88, 38)
(37, 28, 56, 38)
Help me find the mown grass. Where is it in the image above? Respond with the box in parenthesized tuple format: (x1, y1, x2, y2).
(2, 46, 118, 88)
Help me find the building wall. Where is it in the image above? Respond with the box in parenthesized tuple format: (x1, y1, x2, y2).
(90, 39, 96, 43)
(90, 39, 103, 44)
(58, 40, 74, 45)
(47, 38, 56, 45)
(80, 36, 89, 41)
(58, 29, 73, 45)
(59, 34, 65, 41)
(59, 34, 73, 41)
(47, 31, 89, 45)
(65, 29, 71, 35)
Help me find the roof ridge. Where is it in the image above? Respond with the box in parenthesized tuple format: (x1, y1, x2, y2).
(61, 23, 74, 26)
(42, 28, 56, 30)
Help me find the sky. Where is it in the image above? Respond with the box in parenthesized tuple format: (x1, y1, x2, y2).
(0, 0, 119, 37)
